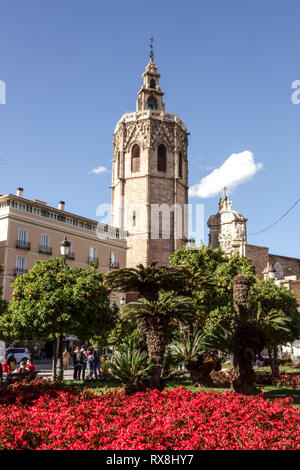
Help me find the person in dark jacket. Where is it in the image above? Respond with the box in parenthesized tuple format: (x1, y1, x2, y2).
(72, 346, 83, 380)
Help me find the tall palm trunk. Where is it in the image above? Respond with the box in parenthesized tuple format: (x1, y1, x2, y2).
(232, 275, 259, 395)
(137, 317, 148, 354)
(145, 314, 170, 389)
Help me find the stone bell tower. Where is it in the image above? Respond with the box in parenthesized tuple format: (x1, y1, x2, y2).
(111, 53, 189, 267)
(207, 188, 248, 257)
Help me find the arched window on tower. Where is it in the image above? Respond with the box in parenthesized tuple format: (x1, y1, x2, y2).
(131, 144, 140, 172)
(150, 78, 156, 89)
(157, 144, 167, 172)
(147, 96, 157, 110)
(178, 151, 183, 178)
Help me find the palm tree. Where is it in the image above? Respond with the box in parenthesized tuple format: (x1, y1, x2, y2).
(104, 262, 197, 351)
(121, 291, 196, 389)
(104, 262, 191, 301)
(215, 275, 296, 395)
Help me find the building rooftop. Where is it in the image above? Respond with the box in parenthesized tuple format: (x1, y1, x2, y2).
(0, 189, 127, 241)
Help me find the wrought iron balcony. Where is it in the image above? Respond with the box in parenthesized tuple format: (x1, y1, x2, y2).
(16, 240, 31, 250)
(39, 246, 52, 255)
(88, 257, 99, 267)
(109, 261, 119, 270)
(14, 267, 28, 276)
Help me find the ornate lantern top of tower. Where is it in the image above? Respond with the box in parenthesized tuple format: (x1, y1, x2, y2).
(136, 54, 165, 113)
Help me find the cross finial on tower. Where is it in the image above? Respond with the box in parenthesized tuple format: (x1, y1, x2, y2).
(149, 37, 154, 60)
(223, 186, 228, 198)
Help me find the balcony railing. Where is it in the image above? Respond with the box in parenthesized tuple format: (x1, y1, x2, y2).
(109, 261, 119, 270)
(16, 240, 31, 250)
(14, 268, 28, 276)
(88, 257, 99, 267)
(39, 246, 52, 255)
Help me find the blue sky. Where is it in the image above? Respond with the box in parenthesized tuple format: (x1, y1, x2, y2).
(1, 0, 300, 257)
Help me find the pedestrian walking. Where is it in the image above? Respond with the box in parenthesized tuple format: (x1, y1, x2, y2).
(80, 345, 87, 380)
(94, 348, 101, 378)
(72, 346, 83, 380)
(63, 348, 70, 370)
(87, 348, 95, 379)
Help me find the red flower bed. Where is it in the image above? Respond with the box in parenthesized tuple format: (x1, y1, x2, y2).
(211, 369, 300, 389)
(0, 379, 299, 450)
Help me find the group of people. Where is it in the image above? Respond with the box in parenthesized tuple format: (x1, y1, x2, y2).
(72, 345, 103, 380)
(0, 355, 36, 382)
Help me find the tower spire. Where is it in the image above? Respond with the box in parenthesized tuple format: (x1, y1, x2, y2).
(136, 43, 165, 112)
(149, 37, 154, 60)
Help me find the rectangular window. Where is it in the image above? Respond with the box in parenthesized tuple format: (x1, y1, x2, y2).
(67, 242, 74, 260)
(110, 251, 118, 268)
(16, 256, 25, 273)
(18, 229, 27, 246)
(89, 247, 96, 261)
(41, 235, 49, 248)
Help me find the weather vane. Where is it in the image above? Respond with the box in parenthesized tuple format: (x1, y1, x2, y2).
(149, 37, 154, 59)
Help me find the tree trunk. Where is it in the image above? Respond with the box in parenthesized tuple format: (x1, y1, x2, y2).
(145, 314, 170, 390)
(232, 327, 259, 395)
(232, 275, 260, 395)
(137, 317, 148, 354)
(52, 340, 57, 381)
(56, 335, 64, 380)
(268, 347, 280, 378)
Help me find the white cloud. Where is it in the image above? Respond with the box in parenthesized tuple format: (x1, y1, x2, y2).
(189, 150, 263, 198)
(89, 166, 107, 175)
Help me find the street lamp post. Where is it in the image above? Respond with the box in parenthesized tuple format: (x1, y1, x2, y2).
(56, 236, 71, 380)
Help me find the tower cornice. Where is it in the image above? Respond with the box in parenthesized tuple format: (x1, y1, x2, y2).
(114, 110, 187, 135)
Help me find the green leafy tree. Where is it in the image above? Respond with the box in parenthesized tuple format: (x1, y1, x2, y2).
(0, 265, 8, 339)
(250, 279, 300, 376)
(0, 257, 115, 379)
(203, 275, 300, 394)
(170, 246, 255, 321)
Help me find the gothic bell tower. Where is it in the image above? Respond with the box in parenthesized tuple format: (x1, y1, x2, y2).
(111, 53, 189, 268)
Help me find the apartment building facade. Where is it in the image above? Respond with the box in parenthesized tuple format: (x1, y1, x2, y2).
(0, 188, 127, 301)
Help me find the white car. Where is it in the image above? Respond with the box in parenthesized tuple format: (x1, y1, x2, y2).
(5, 347, 31, 364)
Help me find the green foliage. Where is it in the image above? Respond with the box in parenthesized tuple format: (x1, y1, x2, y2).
(170, 246, 255, 320)
(121, 291, 196, 323)
(0, 264, 8, 339)
(170, 247, 300, 357)
(0, 257, 115, 343)
(104, 261, 191, 301)
(202, 279, 300, 354)
(170, 329, 206, 364)
(106, 348, 152, 389)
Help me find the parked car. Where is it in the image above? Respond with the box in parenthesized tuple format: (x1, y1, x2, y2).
(5, 347, 31, 364)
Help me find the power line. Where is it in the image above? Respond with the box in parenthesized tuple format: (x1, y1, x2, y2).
(248, 197, 300, 236)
